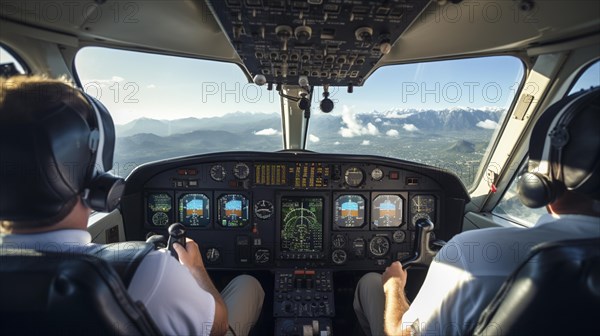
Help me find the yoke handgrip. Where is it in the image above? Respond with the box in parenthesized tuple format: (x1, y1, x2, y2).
(400, 218, 436, 269)
(167, 223, 186, 259)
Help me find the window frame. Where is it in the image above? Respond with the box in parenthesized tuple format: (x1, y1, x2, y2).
(0, 42, 30, 74)
(566, 58, 600, 95)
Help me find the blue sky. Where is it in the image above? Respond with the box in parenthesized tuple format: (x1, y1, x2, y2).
(3, 46, 598, 125)
(74, 47, 528, 125)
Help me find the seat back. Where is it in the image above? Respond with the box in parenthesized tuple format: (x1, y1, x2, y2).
(0, 246, 162, 335)
(474, 237, 600, 335)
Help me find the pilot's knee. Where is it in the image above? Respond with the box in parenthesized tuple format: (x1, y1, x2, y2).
(235, 274, 265, 302)
(358, 272, 382, 290)
(355, 272, 383, 299)
(355, 272, 383, 311)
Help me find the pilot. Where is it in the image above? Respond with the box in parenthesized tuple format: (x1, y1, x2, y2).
(353, 86, 600, 335)
(0, 75, 264, 336)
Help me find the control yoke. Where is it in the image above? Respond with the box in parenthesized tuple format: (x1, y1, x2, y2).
(400, 218, 438, 269)
(167, 223, 187, 259)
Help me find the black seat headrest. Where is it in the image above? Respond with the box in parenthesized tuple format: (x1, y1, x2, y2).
(0, 247, 161, 335)
(474, 238, 600, 335)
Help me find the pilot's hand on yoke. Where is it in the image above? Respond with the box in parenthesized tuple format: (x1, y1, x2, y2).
(382, 261, 408, 294)
(173, 238, 206, 270)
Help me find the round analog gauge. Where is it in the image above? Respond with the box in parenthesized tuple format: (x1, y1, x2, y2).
(151, 212, 169, 226)
(233, 162, 250, 180)
(205, 248, 220, 263)
(372, 195, 404, 228)
(178, 193, 211, 227)
(332, 249, 347, 265)
(369, 236, 390, 257)
(332, 234, 346, 249)
(147, 193, 172, 227)
(210, 164, 226, 181)
(411, 195, 435, 213)
(254, 249, 270, 264)
(344, 167, 364, 187)
(254, 200, 274, 220)
(217, 194, 250, 228)
(371, 168, 384, 181)
(334, 195, 366, 228)
(392, 230, 406, 243)
(411, 195, 436, 226)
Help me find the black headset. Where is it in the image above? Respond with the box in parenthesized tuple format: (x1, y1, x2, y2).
(0, 89, 125, 228)
(517, 86, 600, 208)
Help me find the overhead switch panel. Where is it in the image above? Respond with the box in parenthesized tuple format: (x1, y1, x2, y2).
(206, 0, 431, 86)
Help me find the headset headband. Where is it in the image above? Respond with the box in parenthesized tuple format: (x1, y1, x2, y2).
(534, 90, 591, 178)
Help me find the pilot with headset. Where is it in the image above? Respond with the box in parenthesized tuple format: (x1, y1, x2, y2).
(0, 75, 264, 336)
(354, 86, 600, 335)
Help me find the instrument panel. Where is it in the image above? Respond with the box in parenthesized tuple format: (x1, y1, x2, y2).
(122, 152, 469, 271)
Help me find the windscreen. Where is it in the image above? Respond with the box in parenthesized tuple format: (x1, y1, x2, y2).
(76, 48, 523, 187)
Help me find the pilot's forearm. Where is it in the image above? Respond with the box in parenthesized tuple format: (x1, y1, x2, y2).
(383, 283, 411, 336)
(189, 266, 229, 336)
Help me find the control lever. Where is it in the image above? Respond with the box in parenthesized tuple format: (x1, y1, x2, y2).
(400, 218, 437, 269)
(167, 223, 187, 259)
(145, 231, 167, 249)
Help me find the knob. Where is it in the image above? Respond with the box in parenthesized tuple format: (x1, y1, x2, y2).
(355, 27, 373, 42)
(283, 301, 293, 313)
(295, 26, 312, 42)
(253, 74, 267, 86)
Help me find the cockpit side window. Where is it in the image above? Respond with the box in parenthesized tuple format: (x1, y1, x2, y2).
(568, 60, 599, 95)
(0, 44, 26, 75)
(493, 159, 547, 227)
(493, 60, 599, 227)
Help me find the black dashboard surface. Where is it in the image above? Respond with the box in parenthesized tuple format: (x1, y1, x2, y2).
(121, 151, 469, 271)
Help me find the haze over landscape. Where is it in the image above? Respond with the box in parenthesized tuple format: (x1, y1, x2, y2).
(113, 106, 504, 185)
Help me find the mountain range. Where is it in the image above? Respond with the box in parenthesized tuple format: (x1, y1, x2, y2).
(116, 108, 504, 137)
(116, 112, 281, 137)
(112, 108, 504, 181)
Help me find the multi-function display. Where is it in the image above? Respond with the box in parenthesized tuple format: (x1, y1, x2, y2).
(147, 193, 172, 227)
(280, 197, 324, 253)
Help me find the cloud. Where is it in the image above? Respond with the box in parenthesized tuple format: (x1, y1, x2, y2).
(477, 119, 499, 130)
(386, 129, 399, 137)
(375, 118, 382, 123)
(402, 124, 419, 132)
(339, 106, 380, 138)
(254, 128, 280, 136)
(82, 76, 125, 88)
(147, 84, 156, 89)
(309, 134, 320, 143)
(361, 140, 370, 146)
(334, 141, 341, 145)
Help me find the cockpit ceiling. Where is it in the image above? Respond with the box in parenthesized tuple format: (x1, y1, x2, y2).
(205, 0, 431, 87)
(1, 0, 599, 83)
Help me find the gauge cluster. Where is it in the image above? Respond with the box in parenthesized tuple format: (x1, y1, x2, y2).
(127, 152, 469, 271)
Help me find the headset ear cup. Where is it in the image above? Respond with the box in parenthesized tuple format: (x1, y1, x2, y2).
(84, 173, 126, 212)
(517, 172, 556, 208)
